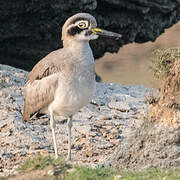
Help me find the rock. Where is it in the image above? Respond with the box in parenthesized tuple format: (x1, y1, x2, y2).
(98, 115, 112, 121)
(4, 64, 180, 177)
(84, 149, 98, 157)
(105, 122, 180, 170)
(47, 167, 55, 176)
(97, 141, 114, 149)
(114, 175, 122, 180)
(108, 100, 131, 112)
(0, 1, 180, 70)
(66, 168, 76, 174)
(89, 131, 97, 137)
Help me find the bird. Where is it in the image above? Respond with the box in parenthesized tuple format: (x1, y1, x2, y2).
(22, 13, 122, 160)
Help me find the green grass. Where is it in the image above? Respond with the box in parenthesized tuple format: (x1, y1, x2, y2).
(120, 169, 180, 180)
(18, 154, 70, 173)
(15, 155, 180, 180)
(65, 168, 180, 180)
(65, 166, 116, 180)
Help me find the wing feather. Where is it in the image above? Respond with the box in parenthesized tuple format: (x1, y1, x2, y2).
(27, 49, 67, 83)
(23, 49, 70, 121)
(23, 74, 58, 121)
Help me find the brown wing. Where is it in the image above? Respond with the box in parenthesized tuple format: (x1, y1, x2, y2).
(23, 49, 70, 121)
(27, 50, 65, 83)
(23, 74, 59, 121)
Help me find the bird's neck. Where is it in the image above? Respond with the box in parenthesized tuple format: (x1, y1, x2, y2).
(63, 39, 94, 64)
(64, 39, 91, 54)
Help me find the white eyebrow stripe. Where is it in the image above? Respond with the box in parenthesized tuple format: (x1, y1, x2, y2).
(75, 20, 89, 27)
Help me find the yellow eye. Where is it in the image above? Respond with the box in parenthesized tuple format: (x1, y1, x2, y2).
(78, 22, 87, 29)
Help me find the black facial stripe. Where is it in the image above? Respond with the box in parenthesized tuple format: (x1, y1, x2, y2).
(68, 26, 82, 36)
(68, 26, 88, 36)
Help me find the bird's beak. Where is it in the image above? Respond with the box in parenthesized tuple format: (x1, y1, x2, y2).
(91, 28, 122, 39)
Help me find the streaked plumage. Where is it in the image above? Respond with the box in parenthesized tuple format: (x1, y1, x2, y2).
(23, 13, 122, 160)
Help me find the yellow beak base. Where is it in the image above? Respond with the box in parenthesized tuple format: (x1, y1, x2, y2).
(91, 28, 122, 38)
(91, 28, 103, 34)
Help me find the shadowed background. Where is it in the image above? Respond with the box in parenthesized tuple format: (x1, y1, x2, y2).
(0, 0, 180, 86)
(95, 22, 180, 88)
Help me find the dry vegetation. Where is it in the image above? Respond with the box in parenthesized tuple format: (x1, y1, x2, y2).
(95, 22, 180, 88)
(148, 47, 180, 126)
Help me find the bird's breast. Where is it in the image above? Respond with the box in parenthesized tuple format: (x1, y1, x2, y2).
(49, 62, 95, 116)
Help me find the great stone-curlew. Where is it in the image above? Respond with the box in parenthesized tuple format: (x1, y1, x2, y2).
(23, 13, 122, 160)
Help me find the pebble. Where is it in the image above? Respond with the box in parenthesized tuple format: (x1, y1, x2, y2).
(0, 90, 3, 96)
(97, 141, 114, 149)
(98, 115, 112, 120)
(114, 175, 122, 180)
(5, 77, 10, 83)
(47, 169, 54, 176)
(108, 101, 131, 112)
(66, 168, 76, 173)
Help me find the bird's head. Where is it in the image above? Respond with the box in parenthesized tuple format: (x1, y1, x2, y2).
(62, 13, 122, 46)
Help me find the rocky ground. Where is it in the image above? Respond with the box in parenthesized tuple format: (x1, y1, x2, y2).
(105, 118, 180, 171)
(105, 48, 180, 171)
(0, 64, 153, 177)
